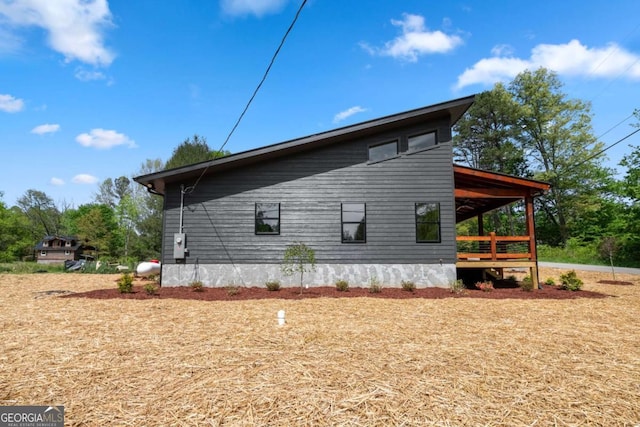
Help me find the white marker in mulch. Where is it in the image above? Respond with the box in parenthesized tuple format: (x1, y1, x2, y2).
(277, 310, 286, 326)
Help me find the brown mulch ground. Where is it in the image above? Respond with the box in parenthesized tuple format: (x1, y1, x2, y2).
(2, 268, 639, 426)
(64, 282, 608, 300)
(598, 279, 634, 285)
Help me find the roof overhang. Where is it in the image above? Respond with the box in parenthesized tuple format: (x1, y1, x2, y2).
(454, 164, 550, 222)
(134, 95, 476, 195)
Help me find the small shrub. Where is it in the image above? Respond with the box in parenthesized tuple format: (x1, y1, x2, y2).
(520, 276, 534, 292)
(117, 273, 133, 293)
(369, 276, 382, 293)
(335, 279, 349, 292)
(544, 277, 556, 286)
(144, 283, 158, 295)
(449, 279, 465, 294)
(190, 280, 204, 292)
(281, 242, 316, 294)
(265, 280, 281, 291)
(401, 280, 416, 292)
(559, 270, 583, 291)
(475, 281, 494, 292)
(226, 285, 240, 296)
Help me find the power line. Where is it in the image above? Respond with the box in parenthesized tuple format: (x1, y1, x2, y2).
(186, 0, 308, 194)
(595, 112, 635, 140)
(565, 126, 640, 174)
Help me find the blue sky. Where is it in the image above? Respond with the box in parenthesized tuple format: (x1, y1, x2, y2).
(1, 0, 639, 207)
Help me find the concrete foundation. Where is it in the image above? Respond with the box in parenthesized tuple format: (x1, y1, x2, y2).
(160, 263, 456, 288)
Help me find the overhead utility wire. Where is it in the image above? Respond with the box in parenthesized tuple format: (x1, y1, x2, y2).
(564, 127, 640, 174)
(185, 0, 308, 194)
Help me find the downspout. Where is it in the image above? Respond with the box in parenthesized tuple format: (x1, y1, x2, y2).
(179, 184, 185, 234)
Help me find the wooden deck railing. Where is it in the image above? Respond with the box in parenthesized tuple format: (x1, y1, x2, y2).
(456, 232, 533, 261)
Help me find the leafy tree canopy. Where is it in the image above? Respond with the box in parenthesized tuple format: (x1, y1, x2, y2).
(164, 134, 230, 170)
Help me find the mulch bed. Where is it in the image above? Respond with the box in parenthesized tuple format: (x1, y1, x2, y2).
(598, 280, 634, 286)
(64, 284, 608, 301)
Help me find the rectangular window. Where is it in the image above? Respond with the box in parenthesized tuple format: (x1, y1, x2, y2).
(342, 203, 366, 243)
(408, 131, 436, 152)
(416, 203, 441, 243)
(255, 203, 280, 234)
(368, 141, 398, 163)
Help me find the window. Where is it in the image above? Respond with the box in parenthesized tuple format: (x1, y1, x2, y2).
(368, 141, 398, 163)
(342, 203, 366, 243)
(255, 203, 280, 234)
(65, 241, 72, 247)
(408, 131, 436, 152)
(40, 250, 47, 256)
(415, 203, 441, 243)
(43, 241, 49, 247)
(65, 250, 71, 256)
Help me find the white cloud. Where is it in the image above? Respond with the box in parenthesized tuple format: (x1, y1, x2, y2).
(72, 174, 99, 184)
(491, 44, 514, 57)
(333, 106, 368, 123)
(76, 128, 137, 149)
(362, 13, 463, 62)
(74, 68, 107, 81)
(455, 39, 640, 89)
(50, 177, 65, 186)
(0, 0, 115, 66)
(221, 0, 288, 17)
(0, 94, 25, 113)
(31, 123, 60, 135)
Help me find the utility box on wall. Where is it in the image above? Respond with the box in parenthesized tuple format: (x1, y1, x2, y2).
(173, 233, 186, 259)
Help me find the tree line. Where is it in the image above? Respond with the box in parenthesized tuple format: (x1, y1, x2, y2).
(0, 135, 228, 263)
(1, 68, 639, 266)
(454, 68, 639, 266)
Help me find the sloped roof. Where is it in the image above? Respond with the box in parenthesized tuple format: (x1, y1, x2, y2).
(134, 95, 476, 195)
(453, 165, 550, 222)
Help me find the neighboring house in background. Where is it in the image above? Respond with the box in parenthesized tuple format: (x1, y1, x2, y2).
(134, 95, 549, 288)
(35, 236, 91, 264)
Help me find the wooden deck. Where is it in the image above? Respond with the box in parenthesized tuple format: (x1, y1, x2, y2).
(456, 232, 539, 286)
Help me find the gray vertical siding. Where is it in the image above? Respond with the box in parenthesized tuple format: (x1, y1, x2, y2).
(161, 121, 457, 265)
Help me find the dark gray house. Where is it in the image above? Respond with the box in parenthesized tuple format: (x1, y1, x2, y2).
(134, 95, 549, 288)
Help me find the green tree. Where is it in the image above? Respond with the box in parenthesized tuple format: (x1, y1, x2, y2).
(509, 68, 612, 245)
(0, 193, 32, 261)
(164, 135, 229, 170)
(281, 242, 316, 294)
(617, 113, 640, 264)
(75, 204, 120, 259)
(454, 84, 526, 175)
(16, 189, 61, 241)
(130, 159, 165, 260)
(453, 85, 529, 235)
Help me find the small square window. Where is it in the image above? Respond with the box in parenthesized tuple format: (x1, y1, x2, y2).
(416, 203, 441, 243)
(342, 203, 366, 243)
(368, 141, 398, 163)
(408, 132, 436, 152)
(255, 203, 280, 234)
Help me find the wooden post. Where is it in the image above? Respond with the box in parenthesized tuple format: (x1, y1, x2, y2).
(490, 232, 497, 261)
(525, 194, 540, 289)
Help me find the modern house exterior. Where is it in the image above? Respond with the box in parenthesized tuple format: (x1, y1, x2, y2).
(134, 95, 549, 288)
(35, 235, 88, 264)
